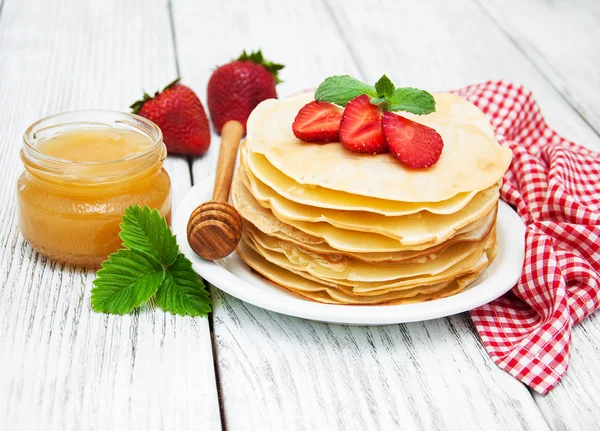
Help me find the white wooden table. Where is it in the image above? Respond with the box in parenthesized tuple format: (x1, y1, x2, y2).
(1, 0, 599, 429)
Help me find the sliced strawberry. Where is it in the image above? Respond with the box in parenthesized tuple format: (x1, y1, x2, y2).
(339, 94, 386, 154)
(382, 111, 444, 168)
(292, 101, 342, 142)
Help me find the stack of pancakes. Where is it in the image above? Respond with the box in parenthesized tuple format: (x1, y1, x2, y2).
(231, 92, 512, 305)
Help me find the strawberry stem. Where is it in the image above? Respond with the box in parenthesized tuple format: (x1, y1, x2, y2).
(236, 49, 284, 84)
(130, 92, 152, 114)
(161, 77, 181, 92)
(130, 78, 181, 114)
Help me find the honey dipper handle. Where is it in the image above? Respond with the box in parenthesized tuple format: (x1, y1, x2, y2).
(212, 120, 244, 202)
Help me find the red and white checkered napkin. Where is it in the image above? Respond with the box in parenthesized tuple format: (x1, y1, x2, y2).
(454, 81, 600, 394)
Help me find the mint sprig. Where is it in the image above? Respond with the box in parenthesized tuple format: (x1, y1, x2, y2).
(91, 206, 211, 317)
(315, 74, 435, 115)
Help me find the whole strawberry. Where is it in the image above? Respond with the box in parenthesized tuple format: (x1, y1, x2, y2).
(131, 78, 211, 156)
(207, 50, 284, 134)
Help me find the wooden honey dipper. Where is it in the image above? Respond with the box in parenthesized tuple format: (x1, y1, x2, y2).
(187, 120, 244, 260)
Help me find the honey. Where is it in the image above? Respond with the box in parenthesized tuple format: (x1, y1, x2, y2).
(17, 111, 171, 266)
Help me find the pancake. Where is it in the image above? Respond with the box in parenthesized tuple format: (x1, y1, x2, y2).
(244, 225, 489, 282)
(347, 227, 495, 294)
(240, 141, 483, 216)
(231, 171, 326, 245)
(283, 264, 454, 297)
(242, 226, 491, 283)
(244, 218, 491, 278)
(239, 226, 495, 296)
(241, 203, 497, 264)
(243, 222, 496, 297)
(237, 239, 489, 305)
(239, 162, 500, 243)
(246, 91, 512, 202)
(232, 170, 499, 250)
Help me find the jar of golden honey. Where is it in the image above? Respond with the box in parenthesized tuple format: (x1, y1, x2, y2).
(17, 111, 172, 266)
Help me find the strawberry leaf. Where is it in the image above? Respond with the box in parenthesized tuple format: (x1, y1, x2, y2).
(130, 78, 181, 114)
(315, 75, 377, 107)
(237, 49, 285, 84)
(374, 74, 395, 99)
(155, 254, 211, 317)
(130, 92, 153, 114)
(91, 249, 164, 315)
(388, 87, 436, 115)
(119, 205, 179, 267)
(160, 77, 181, 92)
(91, 205, 211, 318)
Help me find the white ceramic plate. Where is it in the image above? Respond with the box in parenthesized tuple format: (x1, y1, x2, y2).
(173, 177, 526, 326)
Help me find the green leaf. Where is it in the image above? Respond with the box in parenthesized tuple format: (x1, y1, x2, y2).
(130, 78, 181, 114)
(315, 75, 377, 106)
(369, 97, 391, 110)
(119, 205, 179, 267)
(91, 249, 164, 315)
(91, 204, 211, 318)
(374, 74, 395, 99)
(130, 92, 153, 115)
(388, 87, 436, 115)
(156, 254, 211, 317)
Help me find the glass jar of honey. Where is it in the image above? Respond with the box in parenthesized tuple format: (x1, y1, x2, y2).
(17, 111, 172, 267)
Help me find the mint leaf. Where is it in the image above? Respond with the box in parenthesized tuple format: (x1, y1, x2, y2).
(91, 249, 164, 314)
(374, 75, 395, 99)
(315, 75, 377, 106)
(156, 254, 211, 317)
(314, 74, 436, 115)
(389, 87, 436, 115)
(119, 205, 178, 266)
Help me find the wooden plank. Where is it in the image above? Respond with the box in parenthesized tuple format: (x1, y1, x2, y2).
(477, 0, 600, 135)
(172, 0, 553, 429)
(0, 0, 220, 430)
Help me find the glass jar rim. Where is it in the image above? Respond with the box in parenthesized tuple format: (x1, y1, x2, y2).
(22, 109, 164, 166)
